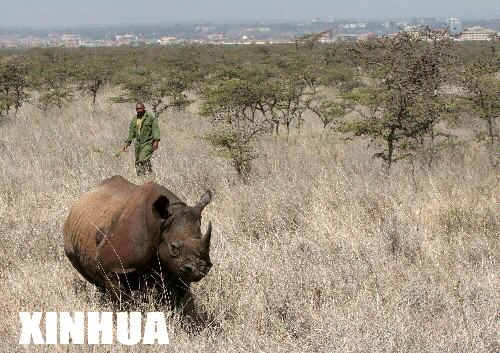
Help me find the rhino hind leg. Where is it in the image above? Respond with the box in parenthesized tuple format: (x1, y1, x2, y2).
(101, 270, 150, 304)
(65, 248, 104, 291)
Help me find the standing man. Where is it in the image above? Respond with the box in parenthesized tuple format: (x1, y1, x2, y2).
(122, 102, 160, 176)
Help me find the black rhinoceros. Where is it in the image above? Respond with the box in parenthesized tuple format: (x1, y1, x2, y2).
(63, 175, 213, 305)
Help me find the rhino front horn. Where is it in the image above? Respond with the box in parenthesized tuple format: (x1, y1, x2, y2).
(202, 221, 212, 246)
(195, 190, 212, 213)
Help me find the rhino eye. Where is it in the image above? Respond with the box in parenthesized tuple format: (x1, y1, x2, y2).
(169, 240, 183, 257)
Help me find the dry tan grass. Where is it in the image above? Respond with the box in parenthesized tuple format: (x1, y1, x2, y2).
(0, 91, 499, 352)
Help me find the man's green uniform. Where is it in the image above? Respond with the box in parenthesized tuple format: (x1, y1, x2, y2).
(125, 111, 161, 175)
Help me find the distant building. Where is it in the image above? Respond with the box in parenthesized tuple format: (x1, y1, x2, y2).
(158, 36, 176, 45)
(123, 34, 138, 41)
(61, 34, 82, 47)
(207, 34, 225, 41)
(62, 34, 80, 41)
(447, 18, 462, 35)
(245, 27, 271, 32)
(319, 30, 334, 43)
(196, 26, 216, 33)
(336, 34, 357, 42)
(341, 23, 367, 29)
(78, 40, 96, 47)
(357, 32, 377, 42)
(459, 26, 497, 41)
(95, 40, 114, 47)
(115, 34, 138, 41)
(114, 34, 138, 46)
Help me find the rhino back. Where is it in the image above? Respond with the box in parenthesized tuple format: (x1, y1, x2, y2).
(63, 176, 137, 285)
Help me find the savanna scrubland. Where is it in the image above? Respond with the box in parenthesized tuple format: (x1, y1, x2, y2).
(0, 34, 499, 352)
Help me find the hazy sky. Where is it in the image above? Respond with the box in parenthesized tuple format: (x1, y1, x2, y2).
(0, 0, 499, 28)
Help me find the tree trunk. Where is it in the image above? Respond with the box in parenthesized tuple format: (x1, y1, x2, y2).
(297, 113, 303, 135)
(427, 127, 435, 167)
(410, 158, 418, 192)
(386, 126, 396, 174)
(487, 116, 495, 147)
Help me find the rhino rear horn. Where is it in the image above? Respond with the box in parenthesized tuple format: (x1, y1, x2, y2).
(153, 195, 169, 219)
(195, 190, 212, 213)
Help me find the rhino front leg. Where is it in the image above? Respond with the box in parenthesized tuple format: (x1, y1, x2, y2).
(103, 272, 132, 306)
(178, 291, 196, 315)
(177, 291, 211, 333)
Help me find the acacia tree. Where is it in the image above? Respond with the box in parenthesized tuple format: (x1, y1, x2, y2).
(30, 48, 74, 113)
(296, 44, 361, 135)
(201, 66, 272, 177)
(264, 52, 320, 137)
(456, 51, 500, 149)
(294, 30, 331, 51)
(268, 74, 310, 137)
(340, 29, 456, 173)
(112, 66, 192, 118)
(0, 55, 31, 117)
(74, 52, 115, 106)
(307, 98, 349, 131)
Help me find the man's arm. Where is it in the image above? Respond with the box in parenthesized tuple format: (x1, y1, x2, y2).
(152, 114, 161, 151)
(123, 118, 136, 151)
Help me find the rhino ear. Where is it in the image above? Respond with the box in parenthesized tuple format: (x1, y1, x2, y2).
(195, 190, 212, 213)
(153, 195, 169, 220)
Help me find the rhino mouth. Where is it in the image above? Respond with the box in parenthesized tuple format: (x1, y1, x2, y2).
(179, 263, 212, 282)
